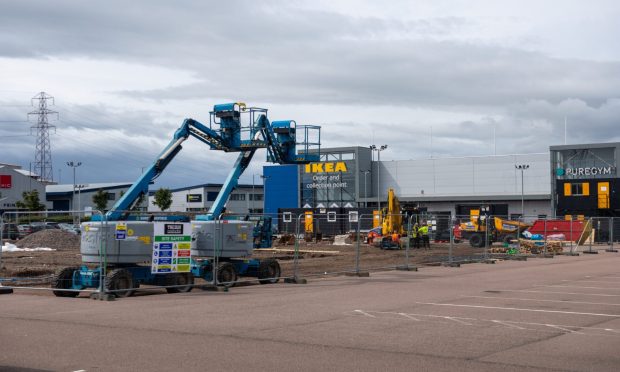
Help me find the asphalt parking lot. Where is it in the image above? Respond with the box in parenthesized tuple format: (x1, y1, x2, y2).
(1, 253, 620, 371)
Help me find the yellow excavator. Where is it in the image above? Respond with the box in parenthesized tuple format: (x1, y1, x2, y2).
(382, 188, 404, 236)
(458, 209, 531, 247)
(368, 188, 405, 249)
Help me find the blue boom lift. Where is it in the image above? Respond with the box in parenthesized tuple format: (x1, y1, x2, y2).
(52, 103, 320, 297)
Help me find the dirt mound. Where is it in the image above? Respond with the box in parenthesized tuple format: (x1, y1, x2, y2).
(16, 229, 80, 251)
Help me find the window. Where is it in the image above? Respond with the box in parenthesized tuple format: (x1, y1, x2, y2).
(106, 193, 115, 200)
(283, 212, 292, 222)
(230, 194, 245, 201)
(327, 211, 337, 222)
(348, 211, 358, 222)
(250, 194, 263, 201)
(565, 182, 590, 196)
(207, 192, 218, 201)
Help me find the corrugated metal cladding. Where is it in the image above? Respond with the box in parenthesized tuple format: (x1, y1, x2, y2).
(264, 165, 298, 220)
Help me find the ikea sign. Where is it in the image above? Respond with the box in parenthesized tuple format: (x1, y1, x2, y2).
(304, 162, 348, 173)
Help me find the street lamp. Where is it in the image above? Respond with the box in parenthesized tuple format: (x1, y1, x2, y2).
(66, 161, 82, 223)
(360, 169, 370, 208)
(515, 164, 529, 217)
(370, 145, 387, 209)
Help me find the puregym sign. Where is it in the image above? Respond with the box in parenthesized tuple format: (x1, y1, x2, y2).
(557, 166, 614, 177)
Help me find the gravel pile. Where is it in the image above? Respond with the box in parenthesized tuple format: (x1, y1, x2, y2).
(15, 229, 80, 251)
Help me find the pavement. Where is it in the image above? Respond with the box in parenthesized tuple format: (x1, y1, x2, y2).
(1, 253, 620, 371)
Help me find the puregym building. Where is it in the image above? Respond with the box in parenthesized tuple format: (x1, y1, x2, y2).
(551, 142, 620, 218)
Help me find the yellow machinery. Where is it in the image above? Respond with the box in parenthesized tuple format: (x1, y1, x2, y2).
(459, 209, 531, 247)
(381, 188, 404, 236)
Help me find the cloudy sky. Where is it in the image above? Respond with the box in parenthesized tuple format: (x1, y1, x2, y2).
(1, 0, 619, 188)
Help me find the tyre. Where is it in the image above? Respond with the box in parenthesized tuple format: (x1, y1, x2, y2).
(165, 273, 194, 293)
(52, 267, 79, 297)
(258, 259, 281, 285)
(105, 268, 136, 298)
(502, 235, 516, 245)
(216, 262, 237, 288)
(469, 234, 484, 248)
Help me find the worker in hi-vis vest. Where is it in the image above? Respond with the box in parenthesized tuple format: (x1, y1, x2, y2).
(419, 223, 430, 248)
(410, 223, 420, 248)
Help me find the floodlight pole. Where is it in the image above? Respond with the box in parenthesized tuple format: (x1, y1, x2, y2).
(516, 164, 530, 217)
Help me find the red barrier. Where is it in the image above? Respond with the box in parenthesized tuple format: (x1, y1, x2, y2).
(528, 220, 584, 241)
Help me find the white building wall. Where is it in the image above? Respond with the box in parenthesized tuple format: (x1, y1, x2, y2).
(376, 153, 550, 200)
(0, 165, 49, 210)
(148, 187, 263, 214)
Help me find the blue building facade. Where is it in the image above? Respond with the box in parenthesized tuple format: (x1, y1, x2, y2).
(263, 165, 299, 220)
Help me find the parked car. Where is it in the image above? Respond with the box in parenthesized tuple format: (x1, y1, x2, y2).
(17, 224, 33, 238)
(58, 223, 81, 235)
(30, 222, 60, 232)
(1, 223, 19, 240)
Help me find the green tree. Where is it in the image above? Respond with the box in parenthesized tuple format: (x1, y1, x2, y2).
(152, 188, 172, 211)
(15, 190, 46, 211)
(92, 189, 109, 212)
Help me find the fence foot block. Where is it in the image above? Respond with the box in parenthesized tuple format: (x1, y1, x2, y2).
(564, 252, 580, 256)
(442, 262, 461, 267)
(543, 254, 554, 258)
(510, 256, 527, 261)
(0, 285, 13, 295)
(284, 277, 308, 284)
(483, 259, 496, 264)
(582, 251, 599, 254)
(89, 292, 115, 301)
(345, 271, 371, 277)
(605, 249, 618, 253)
(396, 265, 418, 272)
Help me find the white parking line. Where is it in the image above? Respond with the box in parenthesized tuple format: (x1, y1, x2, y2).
(354, 310, 375, 318)
(491, 320, 525, 330)
(538, 285, 620, 290)
(463, 295, 620, 306)
(398, 312, 421, 321)
(546, 324, 584, 334)
(499, 289, 620, 297)
(562, 280, 618, 284)
(415, 302, 620, 317)
(349, 310, 620, 336)
(374, 311, 477, 323)
(445, 316, 472, 326)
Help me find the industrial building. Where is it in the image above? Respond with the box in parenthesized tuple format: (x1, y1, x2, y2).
(551, 142, 620, 218)
(0, 162, 49, 211)
(147, 183, 264, 214)
(46, 182, 135, 212)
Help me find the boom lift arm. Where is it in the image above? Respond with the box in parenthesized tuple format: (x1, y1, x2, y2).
(104, 103, 320, 221)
